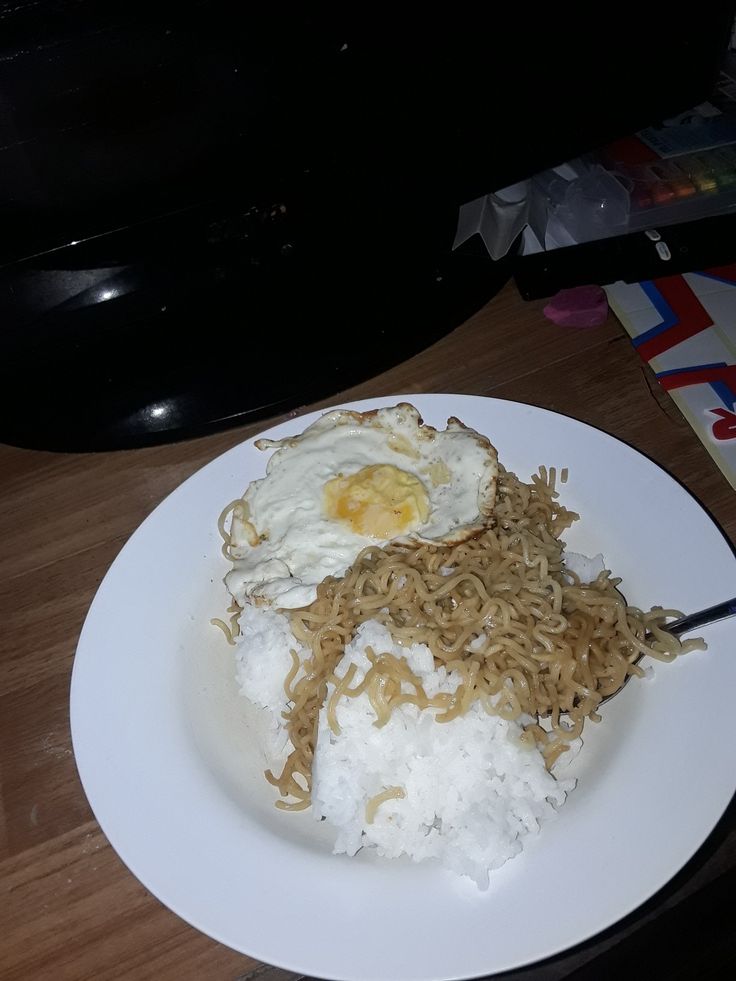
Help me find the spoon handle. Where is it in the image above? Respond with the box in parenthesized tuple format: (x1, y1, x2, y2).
(667, 597, 736, 636)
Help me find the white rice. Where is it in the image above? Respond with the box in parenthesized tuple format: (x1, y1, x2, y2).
(233, 604, 306, 715)
(233, 604, 306, 756)
(233, 610, 577, 888)
(564, 550, 606, 583)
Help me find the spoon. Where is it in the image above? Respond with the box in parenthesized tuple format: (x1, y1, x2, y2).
(598, 596, 736, 706)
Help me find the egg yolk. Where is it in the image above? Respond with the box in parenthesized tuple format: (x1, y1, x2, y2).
(323, 464, 430, 539)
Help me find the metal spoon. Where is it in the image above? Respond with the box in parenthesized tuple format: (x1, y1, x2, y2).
(598, 596, 736, 706)
(665, 596, 736, 636)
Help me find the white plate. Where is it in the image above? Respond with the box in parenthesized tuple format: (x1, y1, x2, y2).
(71, 394, 736, 981)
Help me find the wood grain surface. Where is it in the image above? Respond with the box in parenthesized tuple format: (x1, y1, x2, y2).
(1, 281, 734, 980)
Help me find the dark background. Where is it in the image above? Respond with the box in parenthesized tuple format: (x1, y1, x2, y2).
(1, 3, 734, 448)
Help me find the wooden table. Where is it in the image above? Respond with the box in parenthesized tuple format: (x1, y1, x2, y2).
(2, 282, 734, 980)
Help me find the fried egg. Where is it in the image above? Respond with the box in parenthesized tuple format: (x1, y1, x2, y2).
(225, 403, 498, 609)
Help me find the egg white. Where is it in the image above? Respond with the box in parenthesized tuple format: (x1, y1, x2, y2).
(225, 404, 498, 609)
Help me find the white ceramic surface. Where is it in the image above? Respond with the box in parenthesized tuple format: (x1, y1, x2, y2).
(71, 394, 736, 981)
